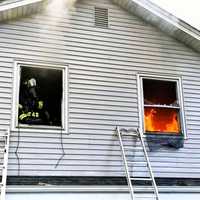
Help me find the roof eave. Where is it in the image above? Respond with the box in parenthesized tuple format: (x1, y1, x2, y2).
(0, 0, 200, 53)
(112, 0, 200, 53)
(0, 0, 47, 22)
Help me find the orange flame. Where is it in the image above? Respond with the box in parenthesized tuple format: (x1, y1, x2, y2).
(144, 108, 180, 134)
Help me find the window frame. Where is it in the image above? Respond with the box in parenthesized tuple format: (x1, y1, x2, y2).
(11, 61, 68, 133)
(137, 74, 187, 139)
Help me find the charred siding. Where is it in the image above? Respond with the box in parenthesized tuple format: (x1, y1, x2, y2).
(0, 0, 200, 178)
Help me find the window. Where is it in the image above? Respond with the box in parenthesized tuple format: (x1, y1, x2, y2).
(138, 74, 186, 137)
(12, 62, 67, 131)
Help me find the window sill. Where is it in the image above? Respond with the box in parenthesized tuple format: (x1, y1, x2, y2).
(144, 132, 183, 137)
(11, 125, 68, 134)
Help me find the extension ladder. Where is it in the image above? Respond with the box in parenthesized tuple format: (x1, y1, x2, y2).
(0, 128, 10, 200)
(115, 126, 160, 200)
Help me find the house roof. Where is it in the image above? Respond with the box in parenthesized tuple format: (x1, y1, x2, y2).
(0, 0, 200, 53)
(0, 0, 46, 19)
(112, 0, 200, 53)
(0, 0, 23, 6)
(0, 0, 43, 10)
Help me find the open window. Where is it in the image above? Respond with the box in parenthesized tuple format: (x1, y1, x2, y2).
(138, 74, 186, 137)
(12, 62, 67, 131)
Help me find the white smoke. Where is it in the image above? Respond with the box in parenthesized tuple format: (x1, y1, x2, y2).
(65, 0, 77, 9)
(46, 0, 77, 16)
(36, 0, 78, 48)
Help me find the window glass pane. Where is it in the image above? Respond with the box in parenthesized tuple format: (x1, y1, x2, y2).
(144, 107, 181, 134)
(18, 66, 62, 126)
(143, 79, 178, 106)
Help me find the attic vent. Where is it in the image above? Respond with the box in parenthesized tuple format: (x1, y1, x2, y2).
(95, 7, 108, 28)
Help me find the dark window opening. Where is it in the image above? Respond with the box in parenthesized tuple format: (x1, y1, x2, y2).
(143, 79, 178, 106)
(18, 66, 62, 127)
(143, 79, 181, 134)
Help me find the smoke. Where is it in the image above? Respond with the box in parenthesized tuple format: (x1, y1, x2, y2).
(65, 0, 78, 9)
(36, 0, 78, 49)
(45, 0, 78, 16)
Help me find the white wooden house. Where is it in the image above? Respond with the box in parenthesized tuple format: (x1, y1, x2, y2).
(0, 0, 200, 199)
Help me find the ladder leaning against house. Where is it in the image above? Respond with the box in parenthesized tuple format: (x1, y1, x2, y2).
(0, 128, 10, 200)
(115, 126, 160, 200)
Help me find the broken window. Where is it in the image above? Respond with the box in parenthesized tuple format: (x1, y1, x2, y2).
(139, 75, 186, 136)
(17, 64, 65, 128)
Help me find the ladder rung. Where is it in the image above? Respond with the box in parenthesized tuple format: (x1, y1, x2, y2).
(130, 177, 152, 181)
(0, 133, 8, 137)
(127, 161, 147, 165)
(0, 134, 8, 139)
(0, 164, 5, 169)
(0, 149, 5, 153)
(135, 196, 157, 199)
(121, 133, 139, 137)
(0, 140, 6, 144)
(127, 162, 147, 167)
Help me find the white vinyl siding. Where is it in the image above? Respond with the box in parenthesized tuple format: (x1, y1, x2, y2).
(0, 0, 199, 178)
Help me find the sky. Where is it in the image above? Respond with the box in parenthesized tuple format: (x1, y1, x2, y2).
(150, 0, 200, 30)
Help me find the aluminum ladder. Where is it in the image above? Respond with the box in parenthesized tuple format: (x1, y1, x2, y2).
(115, 126, 160, 200)
(0, 128, 10, 200)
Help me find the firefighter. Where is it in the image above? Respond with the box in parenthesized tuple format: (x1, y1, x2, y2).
(18, 78, 50, 125)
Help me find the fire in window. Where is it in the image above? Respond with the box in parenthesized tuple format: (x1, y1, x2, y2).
(142, 78, 184, 135)
(18, 66, 63, 127)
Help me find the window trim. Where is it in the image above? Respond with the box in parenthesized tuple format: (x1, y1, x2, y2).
(137, 74, 187, 139)
(11, 61, 68, 133)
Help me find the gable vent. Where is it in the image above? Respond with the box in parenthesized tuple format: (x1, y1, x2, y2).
(95, 7, 109, 28)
